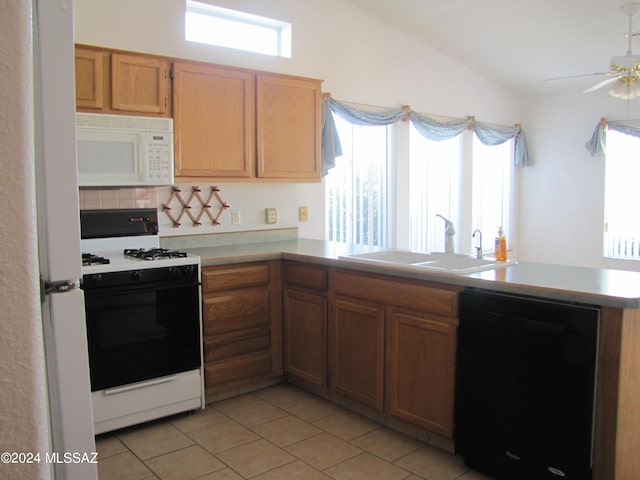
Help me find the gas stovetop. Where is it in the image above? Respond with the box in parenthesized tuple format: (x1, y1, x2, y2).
(82, 253, 110, 266)
(124, 247, 188, 261)
(81, 247, 199, 275)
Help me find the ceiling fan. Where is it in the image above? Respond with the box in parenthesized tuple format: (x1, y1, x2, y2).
(547, 2, 640, 99)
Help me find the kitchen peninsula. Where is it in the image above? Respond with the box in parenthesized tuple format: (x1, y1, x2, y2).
(162, 235, 640, 480)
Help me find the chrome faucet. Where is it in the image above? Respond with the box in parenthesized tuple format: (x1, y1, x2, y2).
(472, 229, 483, 259)
(436, 214, 455, 254)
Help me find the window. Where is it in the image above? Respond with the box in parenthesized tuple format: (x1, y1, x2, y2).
(471, 135, 514, 255)
(603, 129, 640, 259)
(325, 107, 516, 256)
(326, 115, 390, 247)
(409, 124, 462, 253)
(185, 1, 291, 58)
(408, 127, 513, 256)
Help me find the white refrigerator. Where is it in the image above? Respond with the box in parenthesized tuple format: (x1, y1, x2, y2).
(33, 1, 97, 479)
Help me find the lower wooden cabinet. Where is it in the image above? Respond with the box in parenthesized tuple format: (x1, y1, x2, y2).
(387, 309, 458, 438)
(330, 297, 385, 410)
(200, 259, 460, 439)
(201, 261, 281, 396)
(283, 261, 328, 387)
(330, 268, 461, 436)
(283, 289, 327, 386)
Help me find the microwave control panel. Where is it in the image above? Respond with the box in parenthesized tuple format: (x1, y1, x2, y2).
(147, 133, 174, 185)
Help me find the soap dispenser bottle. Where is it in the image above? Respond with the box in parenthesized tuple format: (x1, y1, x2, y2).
(495, 227, 507, 261)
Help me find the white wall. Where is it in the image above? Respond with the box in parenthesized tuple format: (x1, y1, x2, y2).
(74, 0, 520, 241)
(156, 182, 322, 238)
(519, 89, 640, 270)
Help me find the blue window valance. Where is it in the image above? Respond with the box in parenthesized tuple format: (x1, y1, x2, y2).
(321, 95, 530, 176)
(586, 118, 640, 156)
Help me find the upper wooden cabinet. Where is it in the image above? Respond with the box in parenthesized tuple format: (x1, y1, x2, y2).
(256, 74, 322, 179)
(172, 61, 255, 178)
(75, 49, 105, 110)
(173, 61, 322, 181)
(74, 46, 170, 117)
(110, 54, 168, 114)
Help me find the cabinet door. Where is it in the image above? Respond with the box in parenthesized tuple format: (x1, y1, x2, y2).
(330, 297, 385, 410)
(284, 288, 327, 387)
(75, 48, 105, 110)
(111, 53, 168, 114)
(256, 74, 321, 179)
(173, 62, 254, 178)
(387, 310, 457, 438)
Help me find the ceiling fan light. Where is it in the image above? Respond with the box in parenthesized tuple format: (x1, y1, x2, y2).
(608, 76, 640, 99)
(610, 54, 640, 70)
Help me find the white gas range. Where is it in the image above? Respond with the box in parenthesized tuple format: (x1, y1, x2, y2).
(80, 208, 204, 435)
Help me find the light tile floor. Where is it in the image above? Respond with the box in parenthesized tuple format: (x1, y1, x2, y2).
(95, 383, 494, 480)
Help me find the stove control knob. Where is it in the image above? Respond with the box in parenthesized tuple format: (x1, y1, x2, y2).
(184, 265, 196, 277)
(131, 270, 143, 281)
(169, 266, 183, 279)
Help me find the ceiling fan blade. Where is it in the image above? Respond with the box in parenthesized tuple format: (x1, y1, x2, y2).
(583, 75, 622, 93)
(543, 72, 613, 82)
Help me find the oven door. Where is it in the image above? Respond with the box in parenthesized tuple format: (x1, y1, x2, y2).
(84, 279, 201, 392)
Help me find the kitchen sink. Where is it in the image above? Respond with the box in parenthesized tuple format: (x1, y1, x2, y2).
(339, 250, 440, 265)
(339, 250, 516, 274)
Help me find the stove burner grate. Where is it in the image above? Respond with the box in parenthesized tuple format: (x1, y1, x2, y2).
(124, 248, 188, 261)
(82, 253, 111, 266)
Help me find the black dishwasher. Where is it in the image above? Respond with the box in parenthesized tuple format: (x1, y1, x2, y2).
(455, 289, 599, 480)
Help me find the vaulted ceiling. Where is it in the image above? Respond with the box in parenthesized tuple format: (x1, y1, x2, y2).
(345, 0, 635, 96)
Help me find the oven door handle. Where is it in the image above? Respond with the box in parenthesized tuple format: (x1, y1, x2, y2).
(102, 374, 178, 396)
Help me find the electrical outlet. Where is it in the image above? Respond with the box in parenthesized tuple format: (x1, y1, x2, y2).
(265, 208, 277, 224)
(299, 206, 308, 222)
(231, 210, 241, 225)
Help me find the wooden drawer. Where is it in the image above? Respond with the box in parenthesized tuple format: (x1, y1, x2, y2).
(202, 263, 270, 293)
(333, 269, 461, 317)
(283, 261, 328, 291)
(203, 287, 270, 335)
(204, 326, 271, 363)
(205, 351, 272, 388)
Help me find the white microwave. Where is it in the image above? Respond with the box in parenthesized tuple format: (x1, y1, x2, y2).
(76, 113, 174, 187)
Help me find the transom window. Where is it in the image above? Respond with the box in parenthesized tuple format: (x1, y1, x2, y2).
(185, 1, 292, 58)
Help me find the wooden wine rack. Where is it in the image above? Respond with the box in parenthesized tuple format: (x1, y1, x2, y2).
(162, 186, 229, 228)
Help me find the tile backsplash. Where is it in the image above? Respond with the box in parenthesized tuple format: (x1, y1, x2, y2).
(79, 188, 158, 210)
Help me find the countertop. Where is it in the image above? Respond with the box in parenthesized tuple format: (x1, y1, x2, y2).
(184, 238, 640, 309)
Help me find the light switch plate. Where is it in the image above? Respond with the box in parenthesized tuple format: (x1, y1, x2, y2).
(299, 206, 308, 222)
(266, 208, 277, 224)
